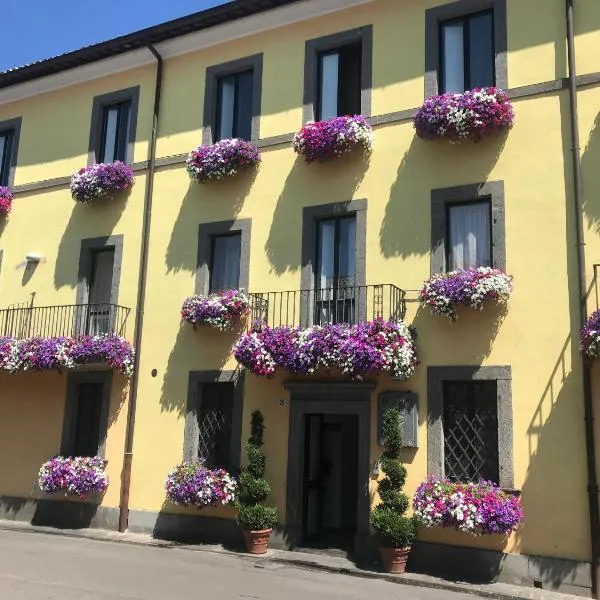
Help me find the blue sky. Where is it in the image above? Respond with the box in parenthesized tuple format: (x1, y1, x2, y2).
(1, 0, 230, 72)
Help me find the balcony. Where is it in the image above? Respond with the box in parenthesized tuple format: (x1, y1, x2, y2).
(0, 303, 131, 340)
(248, 284, 406, 329)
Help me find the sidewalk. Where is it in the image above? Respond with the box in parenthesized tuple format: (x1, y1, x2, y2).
(0, 519, 580, 600)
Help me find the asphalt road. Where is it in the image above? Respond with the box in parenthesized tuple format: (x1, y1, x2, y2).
(0, 529, 477, 599)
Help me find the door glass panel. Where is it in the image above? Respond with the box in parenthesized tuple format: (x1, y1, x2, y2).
(319, 52, 339, 121)
(442, 21, 465, 93)
(338, 217, 356, 285)
(469, 12, 494, 88)
(338, 43, 362, 116)
(210, 234, 241, 292)
(72, 382, 103, 457)
(217, 76, 236, 140)
(88, 249, 115, 334)
(317, 220, 336, 290)
(236, 70, 254, 141)
(448, 202, 491, 270)
(102, 107, 119, 163)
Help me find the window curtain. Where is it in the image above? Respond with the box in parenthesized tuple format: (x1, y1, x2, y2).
(211, 235, 241, 292)
(448, 202, 491, 270)
(319, 53, 339, 121)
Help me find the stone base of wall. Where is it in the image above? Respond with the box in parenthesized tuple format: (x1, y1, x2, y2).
(0, 495, 119, 531)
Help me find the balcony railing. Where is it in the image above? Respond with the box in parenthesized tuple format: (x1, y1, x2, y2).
(0, 303, 131, 340)
(248, 284, 406, 329)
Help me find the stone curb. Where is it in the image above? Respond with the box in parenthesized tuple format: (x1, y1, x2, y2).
(0, 520, 575, 600)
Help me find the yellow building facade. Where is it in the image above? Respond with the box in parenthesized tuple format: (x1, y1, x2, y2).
(0, 0, 599, 595)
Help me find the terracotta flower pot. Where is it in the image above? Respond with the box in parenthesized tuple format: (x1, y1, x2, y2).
(380, 546, 410, 574)
(243, 529, 272, 555)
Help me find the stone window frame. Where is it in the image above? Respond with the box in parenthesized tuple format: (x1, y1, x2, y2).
(60, 371, 113, 458)
(88, 86, 140, 165)
(183, 370, 245, 470)
(196, 219, 251, 296)
(303, 25, 373, 123)
(202, 54, 264, 145)
(0, 117, 22, 188)
(427, 365, 514, 489)
(300, 200, 367, 326)
(424, 0, 508, 98)
(430, 181, 505, 275)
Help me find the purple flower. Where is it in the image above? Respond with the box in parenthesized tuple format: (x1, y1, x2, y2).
(165, 462, 237, 507)
(38, 456, 108, 499)
(293, 115, 373, 163)
(0, 186, 13, 217)
(181, 290, 250, 331)
(581, 310, 600, 359)
(186, 138, 260, 183)
(70, 161, 134, 203)
(414, 88, 514, 142)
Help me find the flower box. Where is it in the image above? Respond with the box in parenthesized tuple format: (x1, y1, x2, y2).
(0, 186, 13, 217)
(293, 115, 373, 163)
(186, 138, 260, 183)
(38, 456, 109, 499)
(181, 290, 250, 331)
(70, 161, 134, 203)
(233, 318, 417, 379)
(418, 267, 513, 321)
(414, 88, 514, 143)
(413, 477, 523, 536)
(165, 461, 236, 508)
(0, 334, 135, 377)
(581, 310, 600, 359)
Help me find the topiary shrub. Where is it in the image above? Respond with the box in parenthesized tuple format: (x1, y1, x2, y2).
(235, 410, 278, 531)
(370, 408, 416, 548)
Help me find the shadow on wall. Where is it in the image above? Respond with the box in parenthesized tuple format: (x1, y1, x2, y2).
(379, 132, 506, 260)
(265, 152, 369, 276)
(165, 167, 255, 274)
(581, 112, 600, 234)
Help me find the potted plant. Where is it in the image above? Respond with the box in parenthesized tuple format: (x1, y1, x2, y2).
(0, 186, 13, 217)
(38, 456, 109, 499)
(235, 410, 277, 554)
(370, 408, 416, 574)
(181, 290, 250, 331)
(70, 161, 134, 203)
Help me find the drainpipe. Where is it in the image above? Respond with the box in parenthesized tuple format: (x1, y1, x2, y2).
(118, 44, 163, 533)
(565, 1, 600, 596)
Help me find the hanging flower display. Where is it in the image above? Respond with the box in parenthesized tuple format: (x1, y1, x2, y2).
(186, 138, 260, 183)
(165, 461, 237, 507)
(0, 334, 135, 377)
(418, 267, 513, 321)
(414, 88, 514, 142)
(413, 477, 524, 536)
(181, 290, 250, 331)
(293, 115, 373, 163)
(0, 186, 13, 217)
(70, 161, 134, 203)
(233, 318, 417, 379)
(38, 456, 109, 499)
(581, 310, 600, 359)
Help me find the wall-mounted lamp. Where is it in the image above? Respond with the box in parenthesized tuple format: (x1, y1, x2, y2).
(25, 253, 43, 264)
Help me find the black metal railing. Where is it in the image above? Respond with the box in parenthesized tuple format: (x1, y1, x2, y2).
(248, 284, 406, 329)
(0, 303, 131, 339)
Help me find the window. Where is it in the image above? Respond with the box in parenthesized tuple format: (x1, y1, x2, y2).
(87, 248, 116, 334)
(0, 129, 14, 187)
(446, 201, 491, 270)
(304, 26, 373, 123)
(440, 11, 494, 93)
(317, 44, 362, 121)
(442, 380, 499, 483)
(215, 71, 253, 141)
(89, 87, 139, 165)
(197, 382, 234, 467)
(99, 102, 131, 163)
(209, 233, 241, 293)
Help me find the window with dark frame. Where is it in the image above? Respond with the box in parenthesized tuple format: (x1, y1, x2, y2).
(87, 248, 115, 335)
(71, 382, 104, 457)
(0, 129, 15, 187)
(209, 233, 242, 293)
(440, 10, 494, 93)
(215, 70, 254, 141)
(317, 43, 362, 121)
(197, 382, 234, 468)
(99, 102, 131, 163)
(442, 380, 499, 484)
(446, 200, 492, 271)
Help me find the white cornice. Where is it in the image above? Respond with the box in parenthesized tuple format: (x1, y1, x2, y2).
(0, 0, 375, 107)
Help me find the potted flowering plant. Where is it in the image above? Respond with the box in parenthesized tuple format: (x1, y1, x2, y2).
(413, 477, 524, 536)
(235, 410, 278, 555)
(414, 88, 514, 143)
(186, 138, 260, 183)
(0, 334, 135, 377)
(181, 290, 250, 331)
(165, 462, 236, 507)
(293, 115, 373, 163)
(38, 456, 109, 499)
(370, 408, 416, 574)
(233, 319, 417, 379)
(70, 161, 134, 203)
(581, 310, 600, 359)
(0, 186, 13, 217)
(418, 267, 513, 321)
